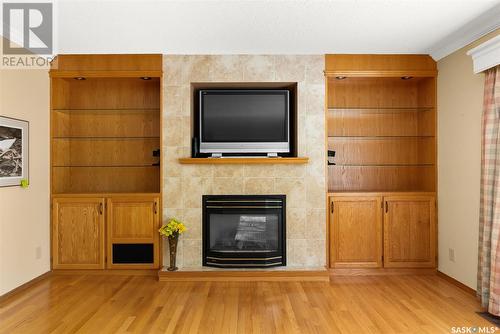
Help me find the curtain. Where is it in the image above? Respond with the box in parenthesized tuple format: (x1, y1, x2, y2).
(478, 65, 500, 316)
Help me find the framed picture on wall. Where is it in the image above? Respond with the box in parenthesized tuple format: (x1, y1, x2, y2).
(0, 116, 29, 187)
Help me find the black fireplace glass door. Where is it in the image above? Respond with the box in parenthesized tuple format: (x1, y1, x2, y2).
(207, 209, 281, 253)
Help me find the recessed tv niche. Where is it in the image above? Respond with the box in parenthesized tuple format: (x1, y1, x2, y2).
(195, 89, 294, 157)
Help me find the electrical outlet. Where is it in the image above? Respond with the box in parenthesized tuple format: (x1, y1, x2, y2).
(35, 246, 42, 260)
(448, 248, 455, 262)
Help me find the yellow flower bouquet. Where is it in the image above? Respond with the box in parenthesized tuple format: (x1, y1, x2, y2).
(159, 218, 187, 238)
(159, 218, 186, 271)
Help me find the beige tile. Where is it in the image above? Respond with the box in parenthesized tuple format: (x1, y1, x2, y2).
(305, 239, 326, 266)
(275, 55, 307, 81)
(305, 55, 325, 84)
(297, 115, 308, 156)
(306, 208, 326, 239)
(306, 161, 326, 182)
(243, 164, 275, 177)
(274, 164, 306, 178)
(305, 176, 326, 209)
(186, 55, 212, 82)
(182, 177, 213, 208)
(179, 146, 191, 159)
(181, 116, 192, 148)
(164, 55, 188, 85)
(164, 85, 189, 116)
(213, 177, 244, 194)
(164, 177, 182, 208)
(306, 84, 325, 116)
(274, 178, 306, 208)
(162, 208, 184, 225)
(213, 165, 244, 178)
(241, 55, 276, 81)
(285, 243, 294, 266)
(209, 55, 244, 81)
(164, 116, 184, 147)
(287, 239, 307, 266)
(305, 148, 326, 179)
(162, 54, 330, 269)
(181, 164, 214, 178)
(297, 82, 307, 119)
(243, 178, 275, 194)
(305, 115, 325, 148)
(183, 208, 202, 240)
(287, 208, 306, 239)
(164, 146, 185, 177)
(183, 239, 202, 267)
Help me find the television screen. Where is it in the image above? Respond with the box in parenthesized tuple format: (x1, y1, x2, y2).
(200, 90, 289, 143)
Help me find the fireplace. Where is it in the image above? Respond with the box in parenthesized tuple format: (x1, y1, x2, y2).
(202, 195, 286, 268)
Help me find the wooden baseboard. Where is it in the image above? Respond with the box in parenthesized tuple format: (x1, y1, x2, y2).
(158, 269, 330, 282)
(330, 268, 437, 276)
(436, 270, 476, 296)
(51, 269, 158, 276)
(0, 271, 51, 303)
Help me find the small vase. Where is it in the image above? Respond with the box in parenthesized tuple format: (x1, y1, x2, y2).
(167, 235, 179, 271)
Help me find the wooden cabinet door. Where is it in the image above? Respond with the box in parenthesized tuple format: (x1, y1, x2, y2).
(329, 196, 383, 268)
(52, 197, 105, 269)
(383, 196, 436, 268)
(107, 196, 159, 269)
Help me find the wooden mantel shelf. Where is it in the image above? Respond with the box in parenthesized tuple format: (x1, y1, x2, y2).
(179, 157, 309, 165)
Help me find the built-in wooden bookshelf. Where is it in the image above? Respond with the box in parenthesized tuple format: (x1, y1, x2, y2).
(51, 76, 161, 194)
(325, 55, 437, 270)
(327, 76, 436, 192)
(50, 55, 162, 270)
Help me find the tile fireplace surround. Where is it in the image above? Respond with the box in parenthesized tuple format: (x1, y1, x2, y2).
(162, 55, 326, 269)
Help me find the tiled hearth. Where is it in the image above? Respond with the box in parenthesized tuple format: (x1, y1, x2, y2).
(162, 55, 326, 268)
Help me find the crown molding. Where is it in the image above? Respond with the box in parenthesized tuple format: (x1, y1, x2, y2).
(427, 4, 500, 61)
(467, 35, 500, 73)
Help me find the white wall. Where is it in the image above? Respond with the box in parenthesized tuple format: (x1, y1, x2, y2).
(54, 1, 498, 55)
(437, 29, 500, 289)
(0, 69, 50, 295)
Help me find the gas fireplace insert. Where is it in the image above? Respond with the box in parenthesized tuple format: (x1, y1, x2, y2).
(202, 195, 286, 268)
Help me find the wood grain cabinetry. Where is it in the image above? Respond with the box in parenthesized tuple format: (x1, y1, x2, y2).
(52, 195, 160, 269)
(325, 55, 437, 269)
(50, 55, 162, 195)
(329, 196, 382, 268)
(329, 193, 435, 269)
(52, 197, 105, 269)
(325, 55, 437, 193)
(50, 55, 163, 270)
(383, 196, 436, 268)
(107, 196, 160, 269)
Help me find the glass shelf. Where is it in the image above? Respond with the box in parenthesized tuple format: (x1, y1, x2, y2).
(52, 108, 160, 111)
(52, 165, 159, 168)
(331, 164, 435, 167)
(52, 136, 160, 140)
(329, 135, 435, 139)
(328, 107, 433, 112)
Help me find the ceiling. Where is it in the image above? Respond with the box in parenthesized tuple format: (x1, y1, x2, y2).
(56, 0, 500, 59)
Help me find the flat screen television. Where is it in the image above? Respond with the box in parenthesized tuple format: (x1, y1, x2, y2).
(198, 89, 290, 156)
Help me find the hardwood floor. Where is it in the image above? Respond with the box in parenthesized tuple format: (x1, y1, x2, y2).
(0, 273, 490, 333)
